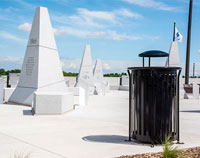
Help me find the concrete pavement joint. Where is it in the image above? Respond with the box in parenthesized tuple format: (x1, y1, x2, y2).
(0, 131, 68, 158)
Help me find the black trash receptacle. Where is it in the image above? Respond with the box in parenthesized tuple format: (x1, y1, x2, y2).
(127, 50, 181, 144)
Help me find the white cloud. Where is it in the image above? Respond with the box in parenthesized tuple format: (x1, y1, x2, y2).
(103, 63, 112, 70)
(53, 27, 141, 40)
(115, 8, 142, 19)
(87, 31, 107, 38)
(60, 58, 81, 71)
(151, 36, 160, 40)
(0, 31, 24, 41)
(53, 28, 66, 36)
(53, 27, 107, 38)
(13, 0, 36, 10)
(122, 0, 177, 11)
(107, 30, 142, 40)
(52, 8, 115, 28)
(77, 8, 115, 21)
(0, 56, 23, 70)
(18, 22, 31, 32)
(52, 7, 142, 29)
(69, 15, 105, 28)
(0, 56, 23, 62)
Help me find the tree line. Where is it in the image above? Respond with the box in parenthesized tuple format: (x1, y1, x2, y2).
(0, 68, 128, 77)
(0, 69, 21, 76)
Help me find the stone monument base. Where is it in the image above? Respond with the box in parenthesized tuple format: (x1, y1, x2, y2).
(33, 91, 74, 114)
(4, 88, 15, 102)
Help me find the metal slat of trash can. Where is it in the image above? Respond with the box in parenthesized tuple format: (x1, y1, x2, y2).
(128, 50, 181, 144)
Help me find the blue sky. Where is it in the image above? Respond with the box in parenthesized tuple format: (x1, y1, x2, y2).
(0, 0, 200, 74)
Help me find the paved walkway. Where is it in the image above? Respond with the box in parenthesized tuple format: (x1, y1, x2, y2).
(0, 91, 200, 158)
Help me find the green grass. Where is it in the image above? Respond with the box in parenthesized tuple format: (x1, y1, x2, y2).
(163, 136, 184, 158)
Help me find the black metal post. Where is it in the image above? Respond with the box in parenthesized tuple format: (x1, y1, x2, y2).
(143, 57, 144, 67)
(185, 0, 193, 84)
(127, 70, 132, 141)
(173, 21, 176, 42)
(177, 69, 182, 143)
(6, 75, 11, 88)
(148, 57, 151, 67)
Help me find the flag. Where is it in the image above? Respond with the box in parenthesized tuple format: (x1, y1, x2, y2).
(175, 27, 183, 42)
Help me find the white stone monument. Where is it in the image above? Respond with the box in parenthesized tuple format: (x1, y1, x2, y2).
(166, 41, 180, 67)
(193, 83, 199, 99)
(75, 45, 94, 87)
(9, 7, 71, 109)
(93, 59, 104, 84)
(93, 59, 106, 95)
(0, 77, 4, 104)
(9, 73, 20, 87)
(75, 45, 94, 105)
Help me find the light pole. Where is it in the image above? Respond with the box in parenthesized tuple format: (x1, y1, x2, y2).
(185, 0, 193, 84)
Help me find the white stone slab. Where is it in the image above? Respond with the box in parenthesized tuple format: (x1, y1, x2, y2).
(193, 83, 199, 99)
(4, 88, 15, 102)
(9, 73, 20, 87)
(9, 7, 67, 106)
(33, 91, 74, 114)
(79, 87, 86, 106)
(0, 78, 4, 104)
(121, 75, 129, 86)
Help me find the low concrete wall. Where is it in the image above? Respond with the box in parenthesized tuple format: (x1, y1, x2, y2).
(64, 76, 120, 87)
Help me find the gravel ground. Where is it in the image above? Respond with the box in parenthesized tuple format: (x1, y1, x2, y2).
(118, 147, 200, 158)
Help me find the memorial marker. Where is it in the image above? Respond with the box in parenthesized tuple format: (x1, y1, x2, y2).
(168, 41, 180, 67)
(75, 45, 94, 105)
(9, 7, 67, 105)
(93, 59, 106, 95)
(93, 59, 104, 84)
(75, 45, 94, 87)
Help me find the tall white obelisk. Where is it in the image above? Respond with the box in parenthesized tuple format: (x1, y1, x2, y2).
(75, 45, 94, 87)
(168, 41, 180, 67)
(93, 59, 104, 84)
(93, 59, 106, 95)
(75, 45, 94, 105)
(9, 7, 67, 105)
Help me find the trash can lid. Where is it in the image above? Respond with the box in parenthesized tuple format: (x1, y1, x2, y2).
(139, 50, 169, 57)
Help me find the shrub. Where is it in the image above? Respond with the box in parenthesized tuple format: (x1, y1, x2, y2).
(163, 136, 184, 158)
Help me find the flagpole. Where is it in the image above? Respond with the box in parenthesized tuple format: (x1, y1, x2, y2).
(193, 63, 195, 77)
(185, 0, 193, 84)
(173, 21, 176, 42)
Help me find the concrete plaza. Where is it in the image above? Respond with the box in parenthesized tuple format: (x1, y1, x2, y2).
(0, 90, 200, 158)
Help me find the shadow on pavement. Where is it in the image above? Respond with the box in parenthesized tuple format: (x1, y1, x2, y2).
(23, 109, 33, 116)
(82, 135, 151, 146)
